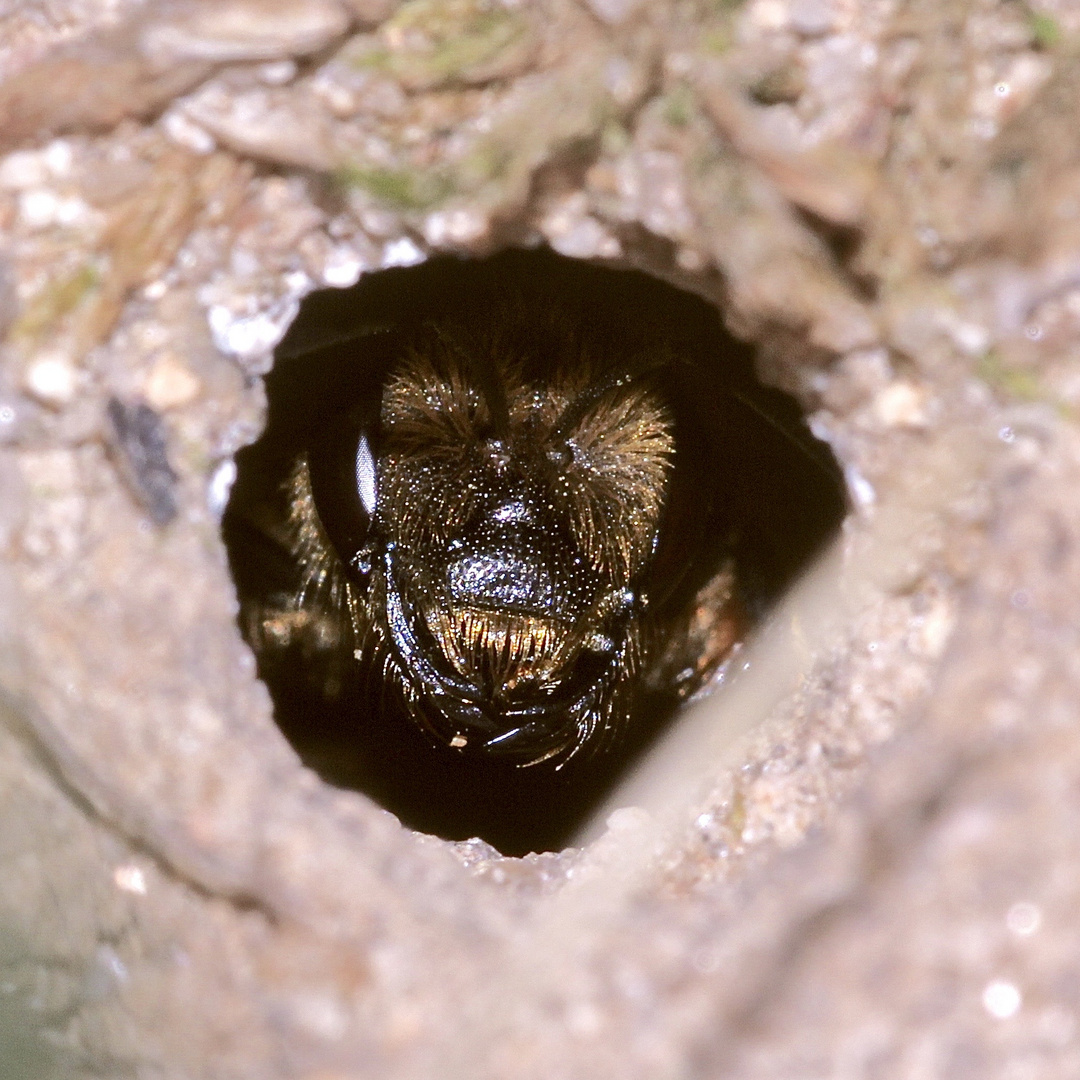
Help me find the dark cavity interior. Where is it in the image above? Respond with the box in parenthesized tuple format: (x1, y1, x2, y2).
(222, 249, 845, 856)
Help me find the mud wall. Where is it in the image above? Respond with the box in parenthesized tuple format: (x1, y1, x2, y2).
(2, 0, 1080, 1077)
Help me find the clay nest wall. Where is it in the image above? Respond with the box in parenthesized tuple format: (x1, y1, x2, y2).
(2, 0, 1080, 1077)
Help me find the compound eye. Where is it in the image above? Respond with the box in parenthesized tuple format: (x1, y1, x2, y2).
(356, 432, 378, 517)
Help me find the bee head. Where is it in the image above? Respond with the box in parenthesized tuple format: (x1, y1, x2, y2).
(314, 320, 675, 764)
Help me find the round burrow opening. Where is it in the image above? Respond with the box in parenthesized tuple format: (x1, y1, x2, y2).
(222, 248, 845, 855)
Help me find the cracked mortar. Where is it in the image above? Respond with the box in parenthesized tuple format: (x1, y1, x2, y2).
(1, 0, 1080, 1077)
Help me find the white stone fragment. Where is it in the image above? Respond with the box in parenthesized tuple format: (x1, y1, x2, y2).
(208, 297, 299, 364)
(144, 354, 203, 410)
(208, 460, 238, 518)
(258, 59, 298, 85)
(322, 245, 367, 288)
(380, 237, 425, 268)
(162, 109, 217, 155)
(982, 979, 1022, 1020)
(910, 598, 955, 659)
(0, 150, 48, 190)
(24, 354, 78, 406)
(113, 865, 148, 895)
(17, 189, 92, 229)
(42, 140, 73, 177)
(872, 381, 929, 428)
(423, 208, 488, 248)
(950, 320, 991, 355)
(752, 0, 789, 30)
(553, 217, 621, 260)
(141, 0, 349, 64)
(540, 192, 621, 259)
(844, 465, 876, 509)
(18, 189, 60, 228)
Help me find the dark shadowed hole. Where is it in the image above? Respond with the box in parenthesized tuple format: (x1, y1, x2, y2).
(222, 248, 845, 856)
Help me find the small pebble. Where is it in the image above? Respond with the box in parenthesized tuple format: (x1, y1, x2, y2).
(381, 238, 425, 268)
(113, 865, 148, 895)
(144, 353, 203, 410)
(24, 354, 78, 407)
(873, 381, 928, 428)
(982, 979, 1022, 1020)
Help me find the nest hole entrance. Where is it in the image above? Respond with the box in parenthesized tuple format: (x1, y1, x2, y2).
(222, 249, 845, 856)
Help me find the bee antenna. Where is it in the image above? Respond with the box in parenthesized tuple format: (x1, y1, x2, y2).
(727, 388, 839, 483)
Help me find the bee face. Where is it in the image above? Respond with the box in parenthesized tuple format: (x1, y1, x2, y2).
(224, 250, 845, 851)
(302, 319, 678, 763)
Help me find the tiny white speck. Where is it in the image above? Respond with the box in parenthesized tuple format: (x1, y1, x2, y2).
(1006, 901, 1042, 937)
(998, 426, 1015, 443)
(162, 109, 216, 155)
(43, 140, 73, 176)
(25, 354, 77, 405)
(53, 195, 89, 225)
(1024, 323, 1043, 341)
(19, 189, 60, 228)
(258, 59, 298, 85)
(113, 865, 147, 895)
(753, 0, 787, 30)
(952, 321, 990, 355)
(983, 979, 1021, 1019)
(284, 270, 311, 295)
(0, 406, 14, 424)
(807, 414, 832, 443)
(322, 246, 366, 288)
(207, 459, 237, 518)
(995, 82, 1010, 96)
(845, 466, 876, 509)
(381, 237, 425, 268)
(208, 299, 299, 362)
(423, 208, 486, 246)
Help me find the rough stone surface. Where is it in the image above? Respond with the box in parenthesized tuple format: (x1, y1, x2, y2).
(1, 0, 1079, 1076)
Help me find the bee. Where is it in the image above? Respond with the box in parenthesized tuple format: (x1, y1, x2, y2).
(224, 251, 843, 848)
